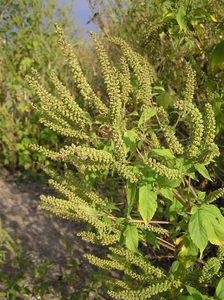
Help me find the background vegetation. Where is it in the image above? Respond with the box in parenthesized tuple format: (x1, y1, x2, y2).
(0, 0, 224, 299)
(0, 0, 98, 176)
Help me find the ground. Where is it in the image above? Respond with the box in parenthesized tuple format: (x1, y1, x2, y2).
(0, 170, 107, 299)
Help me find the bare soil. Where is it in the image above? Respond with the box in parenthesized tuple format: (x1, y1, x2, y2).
(0, 169, 107, 299)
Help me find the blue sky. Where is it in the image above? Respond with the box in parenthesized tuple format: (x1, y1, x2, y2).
(60, 0, 97, 36)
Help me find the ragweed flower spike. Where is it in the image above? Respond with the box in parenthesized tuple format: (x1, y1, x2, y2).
(26, 73, 70, 128)
(26, 71, 88, 140)
(198, 102, 220, 164)
(183, 62, 196, 103)
(90, 32, 127, 163)
(204, 187, 224, 204)
(90, 31, 122, 125)
(199, 257, 222, 283)
(148, 129, 161, 149)
(109, 36, 153, 113)
(50, 72, 91, 130)
(147, 157, 182, 180)
(119, 56, 132, 104)
(113, 161, 142, 183)
(58, 144, 116, 173)
(55, 24, 108, 115)
(174, 100, 204, 158)
(157, 106, 184, 155)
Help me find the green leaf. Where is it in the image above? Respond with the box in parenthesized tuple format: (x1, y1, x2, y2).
(138, 107, 156, 127)
(159, 188, 174, 201)
(216, 278, 224, 300)
(138, 184, 157, 224)
(197, 191, 206, 202)
(194, 163, 212, 181)
(189, 205, 224, 256)
(123, 224, 139, 253)
(156, 92, 175, 109)
(20, 57, 32, 68)
(115, 217, 125, 225)
(33, 40, 40, 48)
(201, 205, 224, 246)
(178, 235, 198, 268)
(176, 7, 187, 32)
(123, 129, 136, 154)
(170, 260, 181, 274)
(157, 176, 182, 188)
(169, 199, 184, 221)
(189, 206, 208, 256)
(186, 285, 209, 300)
(141, 166, 157, 184)
(150, 148, 175, 159)
(145, 231, 158, 246)
(209, 41, 224, 72)
(125, 182, 136, 215)
(178, 297, 198, 300)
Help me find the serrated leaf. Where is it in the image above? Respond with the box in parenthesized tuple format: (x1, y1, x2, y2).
(189, 206, 208, 256)
(194, 163, 212, 181)
(159, 188, 174, 200)
(197, 191, 206, 202)
(141, 166, 157, 185)
(138, 107, 156, 127)
(146, 231, 158, 246)
(123, 224, 139, 253)
(157, 176, 182, 188)
(138, 184, 157, 224)
(216, 278, 224, 300)
(201, 205, 224, 246)
(123, 129, 136, 154)
(150, 148, 175, 159)
(176, 7, 187, 32)
(125, 182, 136, 215)
(189, 205, 224, 256)
(156, 92, 175, 109)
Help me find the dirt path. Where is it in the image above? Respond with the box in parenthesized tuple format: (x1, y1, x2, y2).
(0, 172, 105, 298)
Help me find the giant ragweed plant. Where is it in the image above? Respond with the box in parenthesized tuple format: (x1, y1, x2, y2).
(26, 26, 224, 299)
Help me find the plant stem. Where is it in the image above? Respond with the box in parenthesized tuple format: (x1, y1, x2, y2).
(157, 237, 175, 249)
(136, 147, 147, 164)
(184, 176, 197, 199)
(145, 254, 175, 260)
(173, 191, 188, 208)
(107, 213, 170, 225)
(157, 239, 175, 252)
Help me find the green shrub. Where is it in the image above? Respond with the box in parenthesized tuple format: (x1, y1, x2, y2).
(89, 0, 224, 180)
(26, 25, 224, 299)
(0, 0, 84, 174)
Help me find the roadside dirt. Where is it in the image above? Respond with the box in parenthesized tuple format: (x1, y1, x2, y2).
(0, 170, 106, 298)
